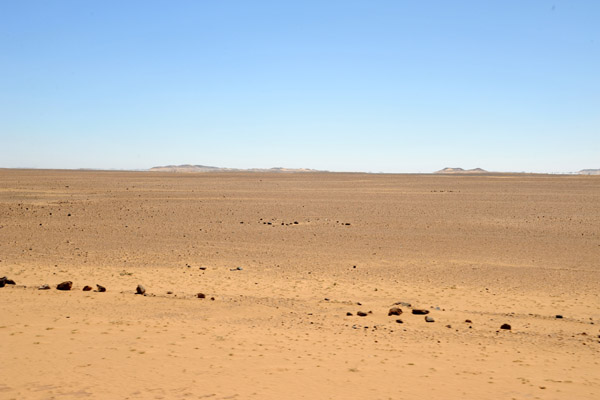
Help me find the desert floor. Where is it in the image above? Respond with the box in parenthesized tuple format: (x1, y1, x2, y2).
(1, 169, 599, 399)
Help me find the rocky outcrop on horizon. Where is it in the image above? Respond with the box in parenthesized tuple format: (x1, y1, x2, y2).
(578, 169, 600, 175)
(435, 167, 488, 174)
(149, 164, 323, 173)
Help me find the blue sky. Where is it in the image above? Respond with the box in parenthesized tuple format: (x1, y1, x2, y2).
(1, 1, 598, 172)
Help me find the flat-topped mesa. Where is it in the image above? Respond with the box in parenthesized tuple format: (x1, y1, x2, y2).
(435, 167, 488, 174)
(578, 169, 600, 175)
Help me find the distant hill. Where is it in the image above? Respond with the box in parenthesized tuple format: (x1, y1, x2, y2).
(435, 167, 488, 174)
(578, 169, 600, 175)
(149, 164, 323, 173)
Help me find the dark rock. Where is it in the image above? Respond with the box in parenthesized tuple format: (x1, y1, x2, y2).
(293, 221, 299, 224)
(82, 286, 92, 291)
(555, 315, 563, 319)
(167, 291, 173, 294)
(56, 281, 72, 291)
(357, 311, 368, 317)
(210, 297, 215, 301)
(412, 309, 429, 315)
(38, 284, 51, 290)
(446, 324, 452, 328)
(388, 307, 403, 316)
(346, 312, 353, 316)
(395, 319, 403, 324)
(465, 319, 472, 323)
(96, 284, 106, 292)
(136, 284, 146, 295)
(0, 277, 15, 287)
(500, 323, 511, 330)
(425, 316, 435, 323)
(197, 293, 206, 299)
(199, 267, 207, 270)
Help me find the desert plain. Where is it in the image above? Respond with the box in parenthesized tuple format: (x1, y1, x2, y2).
(0, 168, 599, 400)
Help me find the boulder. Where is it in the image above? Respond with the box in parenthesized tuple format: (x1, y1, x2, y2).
(56, 281, 73, 291)
(136, 284, 146, 295)
(388, 307, 403, 316)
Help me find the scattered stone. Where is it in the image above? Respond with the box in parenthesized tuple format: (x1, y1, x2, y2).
(293, 221, 299, 224)
(210, 297, 215, 301)
(96, 284, 106, 292)
(136, 284, 146, 295)
(199, 267, 207, 270)
(395, 319, 403, 324)
(197, 293, 206, 299)
(56, 281, 73, 291)
(82, 286, 92, 291)
(555, 315, 563, 319)
(388, 307, 403, 316)
(425, 316, 435, 323)
(412, 309, 429, 315)
(446, 324, 452, 328)
(392, 301, 411, 307)
(38, 284, 51, 290)
(465, 319, 472, 323)
(352, 324, 360, 329)
(167, 291, 173, 294)
(346, 312, 353, 316)
(357, 311, 368, 317)
(500, 323, 511, 330)
(230, 267, 243, 271)
(324, 298, 330, 301)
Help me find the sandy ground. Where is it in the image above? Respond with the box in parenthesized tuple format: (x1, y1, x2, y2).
(1, 169, 599, 400)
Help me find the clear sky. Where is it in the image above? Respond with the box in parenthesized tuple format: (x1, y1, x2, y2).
(1, 1, 598, 173)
